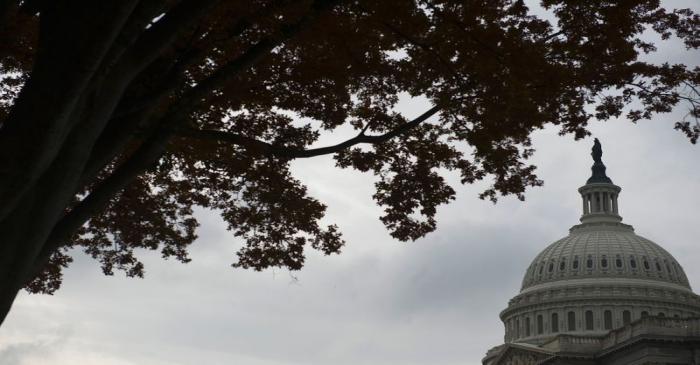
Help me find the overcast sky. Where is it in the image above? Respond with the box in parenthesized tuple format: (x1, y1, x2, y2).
(1, 2, 699, 365)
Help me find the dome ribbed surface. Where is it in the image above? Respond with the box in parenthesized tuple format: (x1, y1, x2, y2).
(520, 225, 690, 291)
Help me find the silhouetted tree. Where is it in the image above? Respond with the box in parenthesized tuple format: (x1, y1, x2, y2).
(0, 0, 698, 324)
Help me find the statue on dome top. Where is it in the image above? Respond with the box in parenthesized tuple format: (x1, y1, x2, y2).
(592, 138, 603, 164)
(586, 138, 612, 184)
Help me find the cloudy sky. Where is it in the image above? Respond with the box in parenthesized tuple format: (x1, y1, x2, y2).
(1, 2, 699, 365)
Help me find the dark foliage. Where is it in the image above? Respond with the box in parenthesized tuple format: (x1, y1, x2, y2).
(0, 0, 697, 323)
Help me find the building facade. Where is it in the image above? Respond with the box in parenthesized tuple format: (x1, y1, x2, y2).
(483, 139, 700, 365)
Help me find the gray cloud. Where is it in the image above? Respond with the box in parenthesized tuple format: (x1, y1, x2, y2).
(0, 341, 51, 365)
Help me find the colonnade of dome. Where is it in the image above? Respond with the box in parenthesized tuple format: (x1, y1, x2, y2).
(502, 292, 700, 344)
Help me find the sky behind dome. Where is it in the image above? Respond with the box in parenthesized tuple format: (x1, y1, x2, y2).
(1, 1, 699, 364)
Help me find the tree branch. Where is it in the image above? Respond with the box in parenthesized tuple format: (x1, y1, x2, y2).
(96, 0, 171, 71)
(0, 0, 16, 24)
(0, 0, 140, 222)
(29, 0, 345, 277)
(177, 105, 441, 158)
(365, 8, 462, 82)
(173, 0, 341, 114)
(112, 0, 221, 77)
(627, 82, 699, 104)
(32, 127, 174, 278)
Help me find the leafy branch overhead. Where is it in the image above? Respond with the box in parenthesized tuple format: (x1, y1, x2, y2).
(0, 0, 697, 309)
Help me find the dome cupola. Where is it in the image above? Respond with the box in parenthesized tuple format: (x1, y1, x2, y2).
(577, 138, 622, 225)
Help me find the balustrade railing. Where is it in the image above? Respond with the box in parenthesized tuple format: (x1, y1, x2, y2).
(600, 316, 700, 348)
(539, 316, 700, 353)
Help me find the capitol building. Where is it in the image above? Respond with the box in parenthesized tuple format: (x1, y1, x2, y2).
(483, 140, 700, 364)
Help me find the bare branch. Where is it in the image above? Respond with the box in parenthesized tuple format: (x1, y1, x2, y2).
(177, 106, 441, 159)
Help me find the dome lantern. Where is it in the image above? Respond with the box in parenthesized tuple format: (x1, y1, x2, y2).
(578, 138, 622, 225)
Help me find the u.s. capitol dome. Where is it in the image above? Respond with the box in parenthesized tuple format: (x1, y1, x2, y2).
(483, 139, 700, 364)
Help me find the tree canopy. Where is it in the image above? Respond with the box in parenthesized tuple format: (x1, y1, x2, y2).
(0, 0, 698, 324)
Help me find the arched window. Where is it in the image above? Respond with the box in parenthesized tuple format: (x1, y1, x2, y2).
(585, 310, 594, 330)
(537, 315, 544, 334)
(587, 255, 594, 269)
(623, 310, 631, 325)
(630, 256, 637, 269)
(548, 262, 554, 273)
(515, 318, 520, 338)
(643, 256, 650, 270)
(568, 311, 576, 331)
(601, 255, 608, 268)
(573, 256, 579, 270)
(604, 310, 613, 330)
(641, 311, 649, 318)
(539, 264, 544, 275)
(525, 317, 531, 337)
(560, 258, 566, 271)
(551, 313, 559, 333)
(615, 255, 623, 268)
(655, 261, 662, 272)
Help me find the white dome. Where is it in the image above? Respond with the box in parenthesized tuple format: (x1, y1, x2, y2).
(520, 224, 691, 292)
(498, 139, 700, 345)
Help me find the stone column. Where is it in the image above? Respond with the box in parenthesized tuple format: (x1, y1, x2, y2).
(602, 192, 608, 212)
